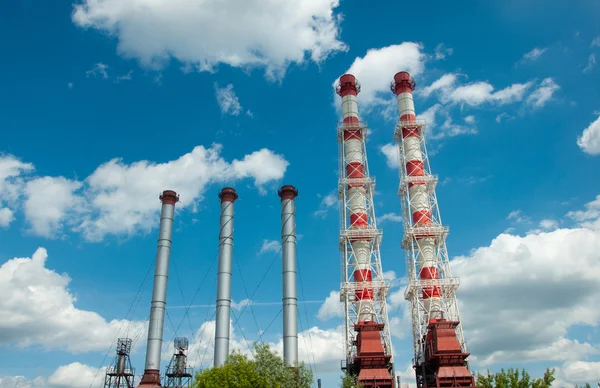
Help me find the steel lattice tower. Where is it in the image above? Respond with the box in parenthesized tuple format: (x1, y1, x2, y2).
(391, 71, 474, 388)
(164, 338, 192, 388)
(336, 74, 395, 387)
(104, 338, 136, 388)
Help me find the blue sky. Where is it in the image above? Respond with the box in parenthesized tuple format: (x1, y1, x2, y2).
(1, 0, 600, 387)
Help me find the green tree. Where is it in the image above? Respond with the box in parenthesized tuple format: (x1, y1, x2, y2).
(192, 342, 314, 388)
(340, 372, 363, 388)
(475, 368, 555, 388)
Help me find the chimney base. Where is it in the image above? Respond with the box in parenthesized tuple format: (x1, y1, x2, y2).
(138, 369, 161, 388)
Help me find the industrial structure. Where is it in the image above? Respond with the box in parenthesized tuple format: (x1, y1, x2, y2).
(214, 187, 238, 367)
(164, 338, 193, 388)
(138, 190, 179, 388)
(279, 185, 299, 366)
(93, 71, 479, 388)
(104, 338, 136, 388)
(391, 71, 475, 388)
(336, 74, 395, 387)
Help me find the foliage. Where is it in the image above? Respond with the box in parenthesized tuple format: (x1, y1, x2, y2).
(475, 368, 556, 388)
(192, 342, 314, 388)
(340, 372, 363, 388)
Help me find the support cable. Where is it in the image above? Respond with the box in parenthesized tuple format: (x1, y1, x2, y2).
(88, 260, 154, 388)
(193, 309, 217, 370)
(233, 246, 264, 344)
(190, 275, 218, 369)
(244, 307, 283, 358)
(230, 309, 254, 358)
(297, 256, 319, 381)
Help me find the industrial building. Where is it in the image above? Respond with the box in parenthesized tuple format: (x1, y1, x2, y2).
(99, 72, 475, 388)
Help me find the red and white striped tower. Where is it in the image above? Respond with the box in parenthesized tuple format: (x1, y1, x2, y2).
(336, 74, 394, 387)
(391, 72, 474, 388)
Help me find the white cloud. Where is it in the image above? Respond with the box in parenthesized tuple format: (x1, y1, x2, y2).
(522, 47, 547, 61)
(334, 43, 426, 109)
(583, 54, 596, 74)
(380, 143, 399, 169)
(378, 213, 402, 223)
(419, 74, 457, 98)
(317, 290, 342, 321)
(0, 155, 34, 204)
(72, 0, 347, 80)
(5, 145, 287, 241)
(215, 83, 243, 116)
(539, 219, 559, 230)
(115, 71, 133, 83)
(47, 362, 105, 388)
(231, 299, 253, 311)
(495, 112, 509, 123)
(258, 240, 281, 256)
(23, 177, 83, 238)
(313, 191, 337, 218)
(452, 225, 600, 365)
(0, 376, 46, 388)
(0, 247, 146, 352)
(526, 78, 560, 108)
(450, 81, 532, 106)
(557, 360, 600, 386)
(434, 43, 453, 60)
(464, 115, 475, 124)
(567, 194, 600, 231)
(85, 63, 108, 79)
(591, 36, 600, 47)
(577, 115, 600, 155)
(506, 209, 530, 223)
(0, 208, 14, 227)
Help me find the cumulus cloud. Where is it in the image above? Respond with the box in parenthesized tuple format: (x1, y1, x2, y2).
(380, 143, 399, 169)
(577, 115, 600, 155)
(0, 363, 105, 388)
(24, 177, 83, 238)
(72, 0, 347, 80)
(0, 247, 146, 352)
(526, 78, 560, 108)
(0, 208, 14, 227)
(567, 194, 600, 231)
(453, 227, 600, 365)
(333, 43, 425, 109)
(0, 155, 34, 222)
(258, 240, 281, 256)
(317, 291, 342, 321)
(539, 219, 559, 230)
(215, 83, 243, 116)
(2, 145, 288, 241)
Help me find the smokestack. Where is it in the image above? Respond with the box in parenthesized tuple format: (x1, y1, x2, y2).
(214, 187, 238, 367)
(139, 190, 180, 388)
(278, 185, 298, 367)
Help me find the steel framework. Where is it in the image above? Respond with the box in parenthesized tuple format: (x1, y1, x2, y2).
(391, 72, 474, 388)
(336, 74, 395, 387)
(164, 338, 192, 388)
(104, 338, 136, 388)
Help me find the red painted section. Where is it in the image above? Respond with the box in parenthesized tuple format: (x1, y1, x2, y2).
(393, 71, 414, 95)
(344, 129, 362, 141)
(346, 162, 364, 178)
(352, 322, 393, 387)
(412, 210, 432, 225)
(218, 187, 238, 203)
(160, 190, 179, 206)
(350, 212, 368, 227)
(344, 116, 360, 125)
(400, 113, 417, 122)
(355, 288, 374, 300)
(420, 267, 439, 279)
(338, 74, 359, 97)
(406, 160, 424, 176)
(354, 269, 373, 282)
(278, 185, 298, 200)
(402, 127, 420, 138)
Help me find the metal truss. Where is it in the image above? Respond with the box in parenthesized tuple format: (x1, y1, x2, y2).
(394, 120, 468, 365)
(337, 120, 394, 371)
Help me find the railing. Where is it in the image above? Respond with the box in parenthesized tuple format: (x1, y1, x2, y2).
(404, 277, 460, 300)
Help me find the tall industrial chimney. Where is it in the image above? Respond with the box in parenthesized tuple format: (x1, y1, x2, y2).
(278, 185, 299, 367)
(214, 187, 238, 367)
(139, 190, 179, 388)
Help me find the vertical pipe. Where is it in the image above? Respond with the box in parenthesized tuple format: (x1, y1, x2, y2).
(279, 185, 299, 367)
(140, 190, 179, 387)
(214, 187, 238, 367)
